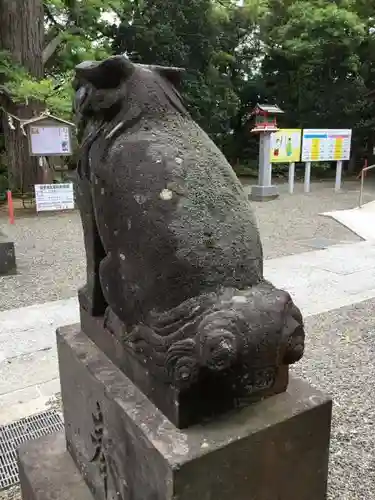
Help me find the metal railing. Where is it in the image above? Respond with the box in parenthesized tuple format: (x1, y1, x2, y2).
(359, 163, 375, 208)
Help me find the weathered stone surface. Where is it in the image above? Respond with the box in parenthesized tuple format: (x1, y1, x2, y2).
(79, 308, 289, 428)
(0, 231, 16, 275)
(72, 55, 305, 410)
(58, 323, 332, 500)
(18, 432, 93, 500)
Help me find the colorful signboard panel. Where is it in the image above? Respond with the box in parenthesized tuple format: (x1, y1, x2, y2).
(301, 129, 352, 162)
(270, 129, 302, 163)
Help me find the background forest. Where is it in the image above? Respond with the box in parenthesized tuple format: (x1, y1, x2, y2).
(1, 0, 375, 192)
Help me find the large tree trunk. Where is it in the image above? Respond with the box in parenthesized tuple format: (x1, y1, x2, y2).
(0, 0, 44, 192)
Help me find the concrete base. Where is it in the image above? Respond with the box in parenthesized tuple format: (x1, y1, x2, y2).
(0, 233, 16, 275)
(22, 323, 331, 500)
(249, 184, 279, 201)
(18, 432, 93, 500)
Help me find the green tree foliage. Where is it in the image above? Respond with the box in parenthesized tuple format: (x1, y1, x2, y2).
(0, 50, 73, 117)
(2, 0, 375, 174)
(261, 0, 375, 166)
(1, 0, 119, 119)
(112, 0, 243, 149)
(262, 1, 366, 123)
(43, 0, 117, 73)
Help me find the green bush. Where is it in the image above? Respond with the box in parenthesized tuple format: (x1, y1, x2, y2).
(232, 161, 258, 178)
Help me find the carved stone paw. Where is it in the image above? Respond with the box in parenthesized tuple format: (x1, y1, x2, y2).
(103, 306, 127, 341)
(197, 312, 239, 372)
(165, 339, 199, 389)
(282, 304, 305, 364)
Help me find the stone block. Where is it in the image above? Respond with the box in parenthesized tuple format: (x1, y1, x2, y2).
(249, 185, 279, 201)
(18, 432, 93, 500)
(0, 233, 16, 275)
(56, 323, 331, 500)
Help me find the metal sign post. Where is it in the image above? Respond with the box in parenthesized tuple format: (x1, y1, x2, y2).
(288, 162, 295, 194)
(335, 160, 343, 192)
(304, 162, 312, 193)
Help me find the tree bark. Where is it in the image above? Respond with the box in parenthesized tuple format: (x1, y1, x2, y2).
(0, 0, 44, 192)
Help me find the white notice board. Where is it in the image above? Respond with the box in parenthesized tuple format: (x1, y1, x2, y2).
(35, 183, 75, 212)
(29, 126, 72, 156)
(301, 129, 352, 162)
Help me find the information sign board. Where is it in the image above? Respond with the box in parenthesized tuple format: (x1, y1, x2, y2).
(29, 126, 72, 156)
(270, 129, 302, 163)
(34, 183, 74, 212)
(301, 129, 352, 162)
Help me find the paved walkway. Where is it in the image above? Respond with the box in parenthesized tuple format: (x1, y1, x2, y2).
(1, 239, 375, 424)
(323, 199, 375, 241)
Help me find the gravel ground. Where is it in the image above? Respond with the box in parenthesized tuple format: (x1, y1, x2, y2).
(292, 298, 375, 500)
(248, 180, 373, 259)
(0, 487, 20, 500)
(0, 180, 373, 311)
(0, 211, 85, 311)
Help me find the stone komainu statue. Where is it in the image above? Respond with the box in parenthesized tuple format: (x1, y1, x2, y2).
(73, 55, 304, 399)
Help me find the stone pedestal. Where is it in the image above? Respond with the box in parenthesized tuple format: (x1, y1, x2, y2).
(249, 184, 279, 201)
(0, 232, 16, 275)
(249, 132, 279, 201)
(19, 324, 332, 500)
